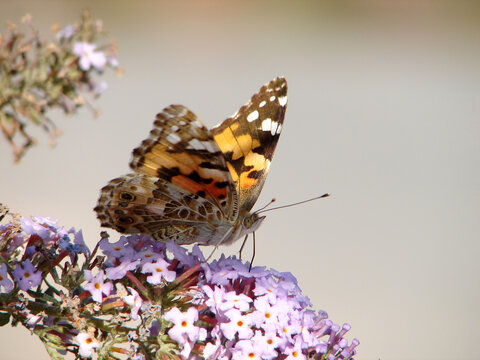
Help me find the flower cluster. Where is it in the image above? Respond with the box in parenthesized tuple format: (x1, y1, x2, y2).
(0, 10, 120, 162)
(0, 208, 359, 359)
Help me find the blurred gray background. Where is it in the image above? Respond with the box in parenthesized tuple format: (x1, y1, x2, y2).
(1, 1, 479, 359)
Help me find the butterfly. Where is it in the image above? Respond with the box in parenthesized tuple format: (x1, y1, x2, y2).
(94, 77, 287, 247)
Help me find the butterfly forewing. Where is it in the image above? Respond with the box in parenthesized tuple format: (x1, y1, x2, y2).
(211, 77, 287, 212)
(129, 105, 237, 216)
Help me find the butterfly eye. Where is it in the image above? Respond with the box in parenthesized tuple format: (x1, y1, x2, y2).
(243, 216, 252, 228)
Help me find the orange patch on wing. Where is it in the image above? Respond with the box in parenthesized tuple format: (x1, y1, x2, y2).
(139, 143, 231, 200)
(214, 129, 261, 161)
(235, 134, 255, 160)
(213, 127, 238, 157)
(205, 182, 227, 200)
(171, 175, 204, 194)
(140, 144, 206, 176)
(226, 162, 239, 182)
(239, 152, 269, 189)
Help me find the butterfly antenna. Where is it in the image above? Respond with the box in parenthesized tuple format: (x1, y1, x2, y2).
(257, 193, 330, 214)
(254, 198, 276, 214)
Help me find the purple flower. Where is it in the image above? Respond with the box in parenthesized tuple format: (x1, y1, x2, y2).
(13, 259, 42, 291)
(251, 295, 281, 328)
(164, 307, 206, 357)
(83, 270, 113, 302)
(141, 259, 176, 285)
(32, 216, 58, 228)
(107, 55, 119, 67)
(0, 213, 360, 360)
(7, 233, 27, 253)
(252, 329, 285, 359)
(224, 290, 252, 312)
(284, 335, 307, 360)
(21, 216, 51, 240)
(20, 216, 67, 245)
(26, 313, 42, 328)
(202, 285, 234, 314)
(75, 332, 100, 358)
(135, 248, 161, 265)
(122, 287, 143, 320)
(58, 229, 90, 257)
(73, 229, 90, 255)
(253, 276, 286, 304)
(210, 266, 240, 286)
(105, 259, 139, 280)
(0, 263, 13, 293)
(57, 24, 74, 39)
(73, 42, 107, 71)
(220, 308, 254, 340)
(166, 240, 199, 267)
(93, 81, 108, 95)
(100, 236, 135, 263)
(232, 338, 263, 360)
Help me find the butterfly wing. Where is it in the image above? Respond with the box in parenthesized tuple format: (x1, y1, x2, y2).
(94, 174, 231, 245)
(94, 105, 238, 244)
(211, 77, 287, 213)
(130, 105, 237, 216)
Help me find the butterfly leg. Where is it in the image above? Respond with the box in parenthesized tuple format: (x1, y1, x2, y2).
(206, 227, 235, 261)
(248, 232, 256, 272)
(238, 234, 249, 260)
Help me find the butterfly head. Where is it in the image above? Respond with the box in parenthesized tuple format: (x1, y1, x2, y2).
(242, 212, 266, 234)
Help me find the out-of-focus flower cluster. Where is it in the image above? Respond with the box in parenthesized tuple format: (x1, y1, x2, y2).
(0, 10, 120, 162)
(0, 206, 359, 360)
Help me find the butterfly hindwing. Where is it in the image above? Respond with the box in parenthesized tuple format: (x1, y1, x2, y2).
(94, 174, 230, 244)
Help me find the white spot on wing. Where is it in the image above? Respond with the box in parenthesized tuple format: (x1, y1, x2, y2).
(166, 133, 181, 144)
(278, 95, 287, 106)
(171, 125, 179, 132)
(261, 118, 272, 132)
(177, 107, 187, 117)
(270, 121, 278, 136)
(247, 110, 259, 122)
(193, 120, 204, 128)
(179, 120, 187, 126)
(269, 95, 276, 102)
(202, 140, 216, 153)
(259, 100, 266, 108)
(275, 123, 282, 135)
(188, 138, 203, 150)
(186, 139, 217, 153)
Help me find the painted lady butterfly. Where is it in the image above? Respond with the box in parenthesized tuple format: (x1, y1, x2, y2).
(94, 77, 287, 246)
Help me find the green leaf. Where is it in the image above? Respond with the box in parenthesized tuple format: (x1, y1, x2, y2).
(0, 311, 11, 326)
